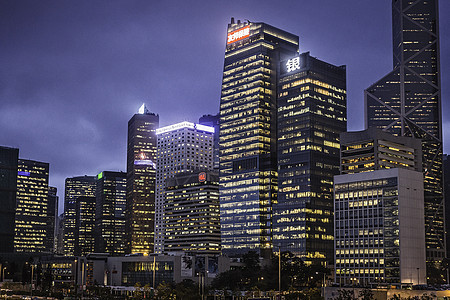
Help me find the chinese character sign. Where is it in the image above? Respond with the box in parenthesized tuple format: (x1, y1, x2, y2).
(227, 26, 250, 44)
(286, 57, 301, 72)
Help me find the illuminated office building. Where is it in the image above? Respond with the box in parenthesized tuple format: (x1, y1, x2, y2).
(14, 159, 50, 253)
(155, 122, 214, 254)
(334, 168, 426, 285)
(274, 52, 346, 263)
(64, 175, 96, 255)
(74, 196, 96, 256)
(164, 171, 220, 254)
(95, 171, 127, 256)
(364, 0, 444, 265)
(126, 104, 159, 255)
(46, 186, 58, 253)
(340, 128, 422, 175)
(0, 146, 19, 253)
(444, 154, 450, 260)
(219, 19, 298, 257)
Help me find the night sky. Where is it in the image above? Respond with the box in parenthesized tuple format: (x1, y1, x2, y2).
(1, 0, 449, 213)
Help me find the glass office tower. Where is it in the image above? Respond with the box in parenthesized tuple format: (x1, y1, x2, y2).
(126, 104, 159, 255)
(364, 0, 444, 267)
(275, 52, 347, 263)
(14, 159, 50, 253)
(64, 175, 96, 255)
(46, 186, 58, 253)
(219, 19, 298, 257)
(95, 171, 127, 256)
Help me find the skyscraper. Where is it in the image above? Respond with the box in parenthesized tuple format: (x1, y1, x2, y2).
(46, 186, 58, 253)
(219, 19, 298, 257)
(95, 171, 127, 256)
(444, 154, 450, 260)
(64, 175, 96, 255)
(155, 121, 214, 254)
(75, 196, 96, 256)
(364, 0, 444, 266)
(14, 159, 50, 253)
(0, 146, 19, 253)
(126, 104, 159, 255)
(274, 52, 347, 263)
(164, 171, 220, 254)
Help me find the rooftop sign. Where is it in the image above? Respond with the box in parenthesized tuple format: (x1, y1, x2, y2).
(227, 25, 250, 44)
(156, 121, 215, 135)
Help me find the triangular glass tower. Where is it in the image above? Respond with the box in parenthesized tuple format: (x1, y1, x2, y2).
(365, 0, 444, 279)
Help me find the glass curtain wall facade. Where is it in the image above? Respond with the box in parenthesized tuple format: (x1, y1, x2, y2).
(64, 176, 96, 255)
(126, 104, 159, 255)
(219, 19, 298, 257)
(95, 171, 127, 256)
(46, 186, 58, 253)
(14, 159, 50, 253)
(75, 196, 96, 256)
(364, 0, 444, 265)
(0, 146, 18, 253)
(275, 52, 347, 263)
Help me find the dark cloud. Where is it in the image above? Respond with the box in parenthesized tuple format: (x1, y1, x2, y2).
(0, 0, 449, 213)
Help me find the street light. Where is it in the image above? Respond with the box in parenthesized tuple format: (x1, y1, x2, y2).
(30, 264, 34, 297)
(278, 244, 281, 300)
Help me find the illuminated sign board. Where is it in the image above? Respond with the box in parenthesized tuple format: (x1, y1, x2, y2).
(227, 25, 250, 44)
(156, 121, 215, 135)
(280, 55, 305, 75)
(198, 172, 206, 182)
(97, 172, 103, 180)
(286, 56, 301, 72)
(134, 159, 157, 169)
(18, 171, 30, 176)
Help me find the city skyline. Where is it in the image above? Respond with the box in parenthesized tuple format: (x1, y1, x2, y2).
(1, 1, 449, 211)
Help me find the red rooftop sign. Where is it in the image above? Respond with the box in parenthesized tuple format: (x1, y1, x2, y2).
(227, 25, 250, 44)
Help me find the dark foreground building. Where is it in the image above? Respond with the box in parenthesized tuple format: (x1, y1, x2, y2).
(126, 104, 159, 255)
(274, 52, 347, 264)
(364, 0, 444, 273)
(219, 19, 298, 257)
(0, 146, 19, 253)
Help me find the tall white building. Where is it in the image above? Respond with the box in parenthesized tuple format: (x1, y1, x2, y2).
(154, 121, 214, 254)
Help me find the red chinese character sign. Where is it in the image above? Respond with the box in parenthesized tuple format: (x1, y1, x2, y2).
(198, 172, 206, 182)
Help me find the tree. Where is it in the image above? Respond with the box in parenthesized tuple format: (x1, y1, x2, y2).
(335, 289, 354, 300)
(210, 268, 244, 291)
(358, 288, 374, 300)
(156, 282, 175, 300)
(388, 294, 401, 300)
(174, 279, 200, 300)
